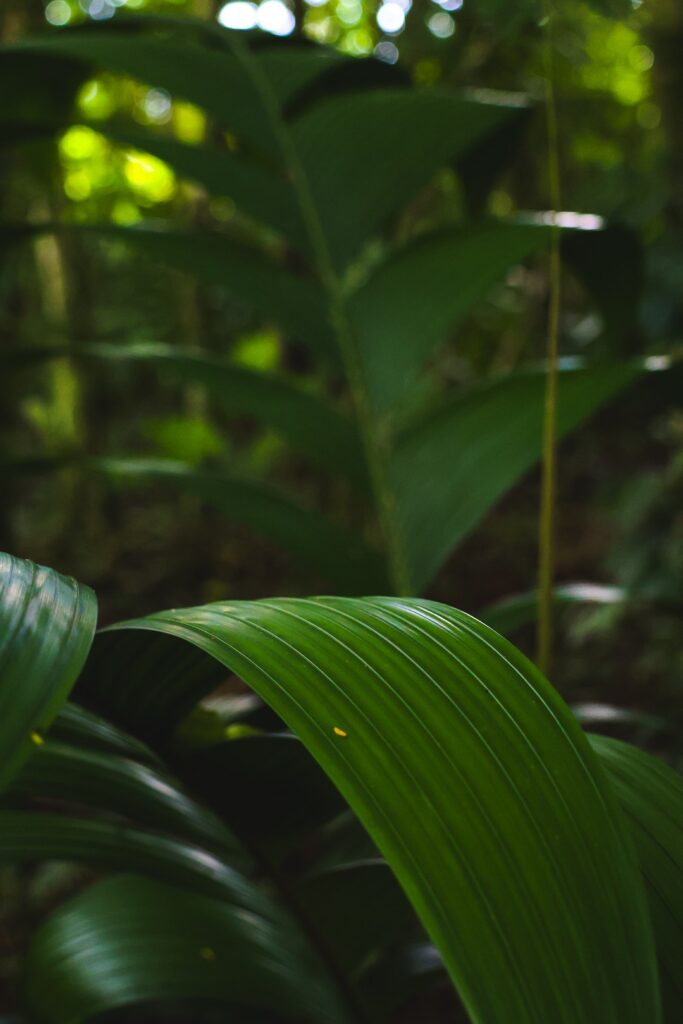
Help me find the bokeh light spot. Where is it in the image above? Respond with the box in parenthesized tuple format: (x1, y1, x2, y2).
(218, 2, 258, 30)
(377, 2, 405, 35)
(257, 0, 296, 36)
(45, 1, 72, 26)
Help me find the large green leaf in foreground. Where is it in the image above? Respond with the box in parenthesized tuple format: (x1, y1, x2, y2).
(591, 736, 683, 1020)
(0, 552, 96, 790)
(74, 595, 660, 1024)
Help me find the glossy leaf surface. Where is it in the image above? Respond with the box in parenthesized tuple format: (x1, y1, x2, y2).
(24, 874, 349, 1024)
(76, 595, 660, 1024)
(7, 740, 245, 866)
(0, 553, 97, 791)
(592, 736, 683, 1019)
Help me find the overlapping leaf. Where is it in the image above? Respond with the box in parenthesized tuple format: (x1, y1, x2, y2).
(350, 222, 549, 414)
(7, 739, 244, 864)
(591, 736, 683, 1020)
(87, 458, 386, 593)
(72, 594, 660, 1024)
(7, 342, 365, 485)
(0, 553, 97, 791)
(24, 874, 350, 1024)
(391, 361, 647, 591)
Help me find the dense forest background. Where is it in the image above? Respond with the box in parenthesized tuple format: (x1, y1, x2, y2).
(1, 0, 681, 732)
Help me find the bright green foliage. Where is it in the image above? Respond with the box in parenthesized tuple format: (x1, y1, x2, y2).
(2, 552, 682, 1022)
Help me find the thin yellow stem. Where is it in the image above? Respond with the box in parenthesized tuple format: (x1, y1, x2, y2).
(537, 2, 562, 677)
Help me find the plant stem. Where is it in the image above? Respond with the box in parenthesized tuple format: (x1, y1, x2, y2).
(227, 34, 413, 596)
(537, 1, 562, 677)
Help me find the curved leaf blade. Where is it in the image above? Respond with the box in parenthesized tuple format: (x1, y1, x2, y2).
(0, 553, 97, 791)
(23, 875, 349, 1024)
(292, 89, 526, 269)
(591, 736, 683, 1020)
(9, 31, 345, 155)
(89, 458, 387, 593)
(98, 126, 308, 251)
(0, 811, 251, 903)
(479, 582, 626, 635)
(83, 595, 660, 1024)
(50, 701, 163, 766)
(350, 222, 549, 414)
(7, 740, 245, 866)
(47, 227, 334, 361)
(7, 342, 366, 487)
(392, 362, 649, 592)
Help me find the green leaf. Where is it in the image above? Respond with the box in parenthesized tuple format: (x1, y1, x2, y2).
(33, 227, 334, 362)
(591, 736, 683, 1020)
(391, 361, 647, 592)
(0, 553, 97, 791)
(23, 875, 350, 1024)
(0, 51, 84, 137)
(78, 595, 659, 1023)
(0, 811, 247, 902)
(87, 458, 386, 594)
(8, 342, 365, 487)
(297, 859, 420, 972)
(350, 222, 549, 414)
(479, 582, 626, 635)
(293, 89, 526, 269)
(7, 740, 245, 866)
(562, 224, 643, 353)
(51, 701, 163, 766)
(10, 31, 345, 154)
(99, 125, 307, 249)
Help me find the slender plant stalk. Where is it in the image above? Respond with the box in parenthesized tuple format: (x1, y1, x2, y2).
(225, 32, 413, 596)
(537, 1, 562, 676)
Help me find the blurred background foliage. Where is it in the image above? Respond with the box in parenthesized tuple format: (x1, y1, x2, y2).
(0, 0, 681, 743)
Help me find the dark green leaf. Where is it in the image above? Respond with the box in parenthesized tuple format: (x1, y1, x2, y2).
(392, 362, 647, 591)
(479, 582, 626, 635)
(350, 222, 549, 414)
(591, 736, 683, 1020)
(36, 227, 334, 362)
(50, 702, 163, 766)
(297, 859, 420, 972)
(562, 224, 644, 353)
(78, 595, 659, 1023)
(7, 342, 365, 486)
(96, 126, 307, 249)
(88, 458, 387, 594)
(0, 553, 97, 791)
(24, 874, 350, 1024)
(7, 740, 245, 866)
(293, 89, 526, 269)
(10, 32, 344, 154)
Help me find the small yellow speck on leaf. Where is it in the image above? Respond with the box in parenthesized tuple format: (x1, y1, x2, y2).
(333, 727, 348, 738)
(30, 731, 44, 746)
(200, 947, 216, 961)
